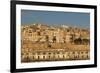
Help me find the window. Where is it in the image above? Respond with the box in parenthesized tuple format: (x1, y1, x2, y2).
(57, 52, 60, 54)
(48, 55, 51, 59)
(48, 52, 51, 55)
(37, 32, 40, 36)
(38, 56, 40, 59)
(81, 52, 83, 54)
(33, 56, 34, 59)
(85, 51, 88, 54)
(72, 52, 75, 54)
(43, 56, 45, 59)
(29, 30, 32, 33)
(81, 55, 84, 58)
(43, 52, 46, 55)
(87, 55, 89, 59)
(63, 55, 65, 58)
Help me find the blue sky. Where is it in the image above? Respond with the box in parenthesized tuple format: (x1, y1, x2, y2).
(21, 10, 90, 28)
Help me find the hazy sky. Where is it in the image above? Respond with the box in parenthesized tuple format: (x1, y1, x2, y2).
(21, 10, 90, 28)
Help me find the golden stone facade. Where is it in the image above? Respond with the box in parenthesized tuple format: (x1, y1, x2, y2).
(21, 23, 90, 62)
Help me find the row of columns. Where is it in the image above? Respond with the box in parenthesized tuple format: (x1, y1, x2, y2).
(21, 51, 90, 62)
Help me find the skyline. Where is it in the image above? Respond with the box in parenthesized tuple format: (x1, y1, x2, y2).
(21, 10, 90, 28)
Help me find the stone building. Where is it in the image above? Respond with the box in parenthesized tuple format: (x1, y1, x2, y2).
(21, 45, 90, 62)
(21, 23, 90, 62)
